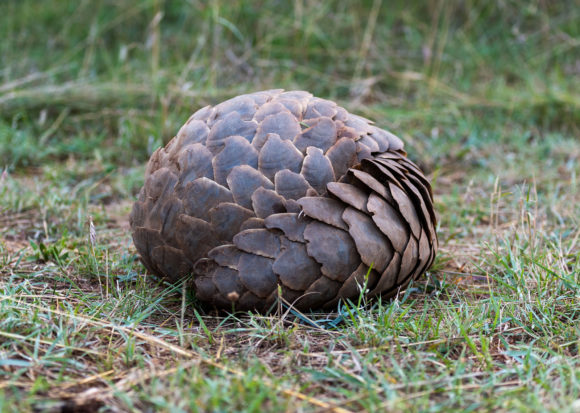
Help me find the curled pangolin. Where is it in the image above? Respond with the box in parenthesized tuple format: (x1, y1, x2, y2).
(130, 89, 437, 312)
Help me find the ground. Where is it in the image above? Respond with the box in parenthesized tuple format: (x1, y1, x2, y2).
(0, 1, 579, 412)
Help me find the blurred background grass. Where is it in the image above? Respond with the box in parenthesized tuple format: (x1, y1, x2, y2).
(1, 0, 579, 250)
(1, 0, 578, 173)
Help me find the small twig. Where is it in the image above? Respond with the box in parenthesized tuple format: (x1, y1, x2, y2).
(0, 330, 102, 356)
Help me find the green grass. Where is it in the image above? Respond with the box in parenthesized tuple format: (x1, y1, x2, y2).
(0, 0, 579, 411)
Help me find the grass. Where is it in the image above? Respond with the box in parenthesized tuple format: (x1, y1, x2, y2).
(0, 0, 579, 411)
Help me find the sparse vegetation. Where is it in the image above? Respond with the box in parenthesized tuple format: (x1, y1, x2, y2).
(0, 0, 578, 411)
